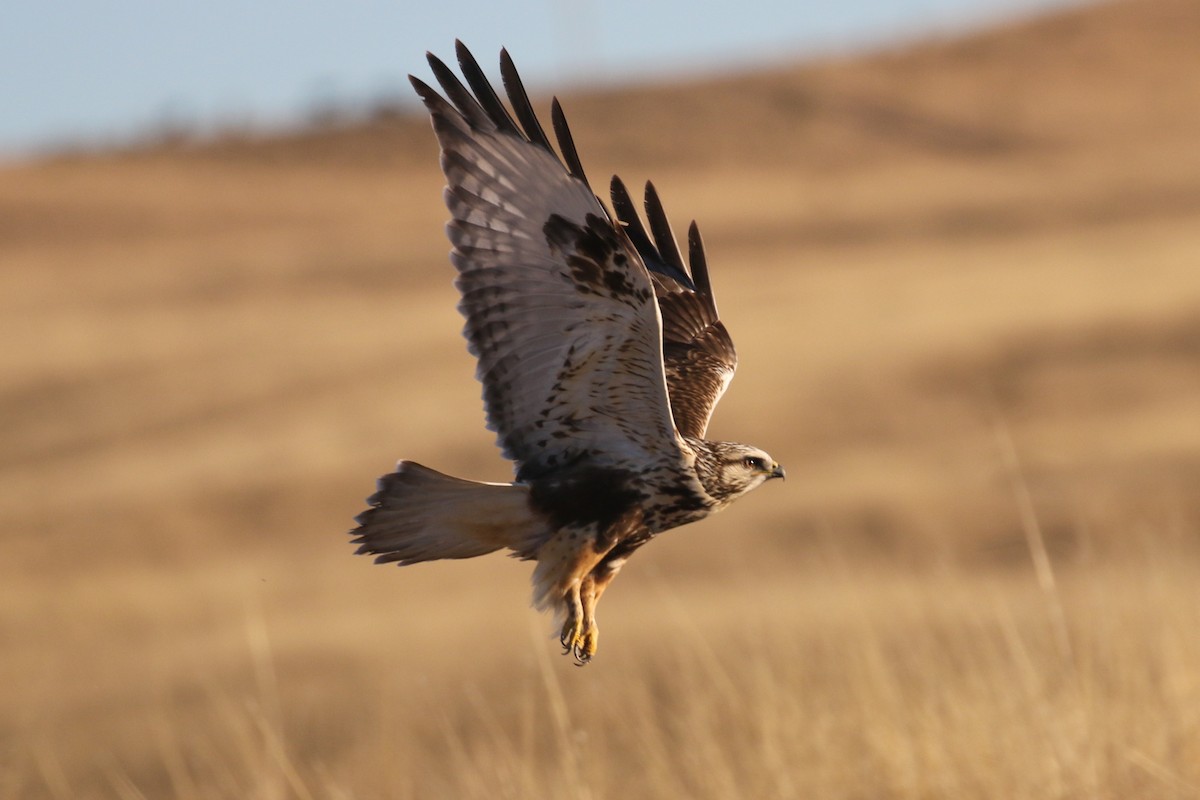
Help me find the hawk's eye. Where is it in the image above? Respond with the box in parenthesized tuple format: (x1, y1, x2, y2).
(743, 456, 764, 471)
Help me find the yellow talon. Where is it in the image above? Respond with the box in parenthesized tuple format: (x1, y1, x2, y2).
(560, 617, 582, 654)
(573, 622, 598, 666)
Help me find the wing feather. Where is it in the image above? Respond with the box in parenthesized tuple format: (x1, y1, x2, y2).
(453, 41, 521, 137)
(609, 178, 737, 438)
(610, 176, 695, 289)
(412, 46, 684, 480)
(499, 48, 555, 153)
(551, 98, 589, 185)
(643, 181, 688, 277)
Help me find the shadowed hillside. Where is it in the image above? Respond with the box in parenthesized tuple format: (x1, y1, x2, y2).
(3, 0, 1199, 796)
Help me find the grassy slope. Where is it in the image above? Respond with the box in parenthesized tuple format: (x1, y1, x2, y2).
(3, 0, 1199, 796)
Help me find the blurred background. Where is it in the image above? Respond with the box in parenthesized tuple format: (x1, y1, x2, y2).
(2, 0, 1085, 157)
(3, 0, 1199, 797)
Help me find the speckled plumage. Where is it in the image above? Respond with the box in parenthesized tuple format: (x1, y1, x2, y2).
(351, 43, 783, 664)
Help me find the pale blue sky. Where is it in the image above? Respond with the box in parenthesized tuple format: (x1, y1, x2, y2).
(3, 0, 1082, 157)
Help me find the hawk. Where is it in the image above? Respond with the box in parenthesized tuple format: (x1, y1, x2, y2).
(352, 43, 783, 664)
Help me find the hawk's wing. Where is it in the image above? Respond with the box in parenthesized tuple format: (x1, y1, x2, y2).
(412, 43, 682, 481)
(610, 177, 737, 439)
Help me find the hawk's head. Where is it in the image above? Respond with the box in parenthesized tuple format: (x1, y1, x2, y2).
(691, 440, 785, 505)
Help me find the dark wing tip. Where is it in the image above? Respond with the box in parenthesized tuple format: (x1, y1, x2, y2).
(408, 73, 431, 96)
(453, 41, 520, 135)
(417, 45, 593, 190)
(424, 49, 446, 74)
(453, 39, 473, 68)
(687, 220, 714, 300)
(643, 181, 688, 275)
(499, 47, 554, 152)
(610, 174, 697, 290)
(609, 175, 638, 229)
(551, 97, 589, 185)
(409, 74, 452, 115)
(425, 49, 492, 129)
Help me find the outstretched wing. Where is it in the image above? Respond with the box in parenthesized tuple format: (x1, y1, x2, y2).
(610, 177, 737, 439)
(412, 43, 682, 481)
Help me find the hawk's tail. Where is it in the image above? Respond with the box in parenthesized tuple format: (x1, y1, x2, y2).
(351, 461, 543, 565)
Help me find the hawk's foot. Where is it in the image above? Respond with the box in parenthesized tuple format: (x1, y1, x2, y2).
(559, 615, 583, 656)
(572, 621, 598, 666)
(559, 585, 584, 656)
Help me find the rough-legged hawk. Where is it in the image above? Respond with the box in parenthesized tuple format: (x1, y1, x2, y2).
(352, 43, 783, 664)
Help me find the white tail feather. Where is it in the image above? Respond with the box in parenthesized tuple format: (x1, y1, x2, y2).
(352, 461, 545, 565)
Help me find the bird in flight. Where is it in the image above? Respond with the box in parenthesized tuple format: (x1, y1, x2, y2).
(352, 43, 783, 664)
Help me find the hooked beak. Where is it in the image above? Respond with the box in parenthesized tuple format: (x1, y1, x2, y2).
(769, 463, 786, 481)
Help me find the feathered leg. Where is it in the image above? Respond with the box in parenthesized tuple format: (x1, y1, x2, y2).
(572, 534, 652, 664)
(572, 574, 601, 664)
(537, 516, 648, 664)
(571, 557, 628, 664)
(559, 583, 585, 657)
(534, 522, 612, 662)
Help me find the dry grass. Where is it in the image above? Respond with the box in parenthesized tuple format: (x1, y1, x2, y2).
(4, 0, 1200, 796)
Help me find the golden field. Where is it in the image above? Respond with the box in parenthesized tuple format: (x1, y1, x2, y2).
(3, 0, 1200, 796)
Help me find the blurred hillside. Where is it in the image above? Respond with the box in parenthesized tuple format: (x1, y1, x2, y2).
(4, 0, 1196, 563)
(3, 0, 1200, 797)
